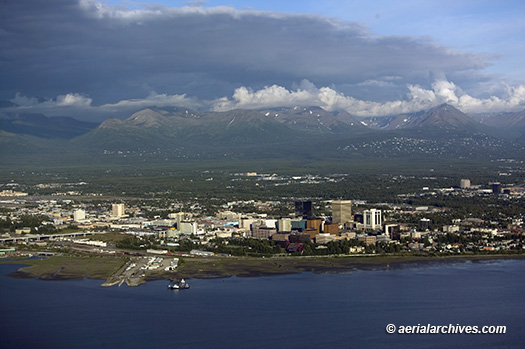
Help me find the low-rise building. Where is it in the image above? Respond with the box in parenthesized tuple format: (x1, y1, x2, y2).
(323, 223, 340, 235)
(357, 235, 377, 245)
(315, 233, 337, 244)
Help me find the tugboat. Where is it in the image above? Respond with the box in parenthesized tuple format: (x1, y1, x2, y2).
(167, 278, 190, 290)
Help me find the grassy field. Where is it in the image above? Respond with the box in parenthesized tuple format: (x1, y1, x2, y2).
(5, 255, 127, 280)
(85, 232, 129, 244)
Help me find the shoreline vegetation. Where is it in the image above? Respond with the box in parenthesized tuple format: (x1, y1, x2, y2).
(3, 253, 525, 286)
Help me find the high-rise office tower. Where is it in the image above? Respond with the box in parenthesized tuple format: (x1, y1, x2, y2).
(364, 209, 382, 229)
(332, 200, 352, 224)
(277, 218, 292, 232)
(73, 209, 85, 222)
(295, 200, 312, 219)
(491, 182, 502, 194)
(460, 179, 470, 189)
(112, 203, 125, 217)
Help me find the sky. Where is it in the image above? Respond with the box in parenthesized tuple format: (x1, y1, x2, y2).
(1, 0, 524, 121)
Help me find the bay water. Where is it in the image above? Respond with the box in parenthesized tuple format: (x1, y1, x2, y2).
(1, 258, 524, 348)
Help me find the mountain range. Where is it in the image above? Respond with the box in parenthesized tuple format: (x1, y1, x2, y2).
(471, 110, 525, 142)
(1, 104, 524, 166)
(363, 104, 478, 130)
(0, 112, 98, 139)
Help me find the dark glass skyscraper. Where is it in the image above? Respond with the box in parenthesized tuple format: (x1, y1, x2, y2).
(295, 200, 312, 219)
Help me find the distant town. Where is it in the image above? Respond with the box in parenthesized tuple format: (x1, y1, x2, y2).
(1, 175, 524, 285)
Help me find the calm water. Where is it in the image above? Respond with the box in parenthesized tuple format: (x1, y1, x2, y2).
(1, 259, 524, 348)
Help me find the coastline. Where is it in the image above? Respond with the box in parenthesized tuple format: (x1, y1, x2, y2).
(170, 254, 525, 280)
(4, 253, 524, 285)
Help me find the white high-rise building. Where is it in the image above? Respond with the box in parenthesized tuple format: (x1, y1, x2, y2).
(112, 203, 125, 218)
(179, 221, 197, 235)
(277, 218, 292, 232)
(364, 209, 382, 230)
(239, 217, 255, 230)
(460, 179, 471, 189)
(169, 212, 185, 227)
(332, 200, 352, 224)
(73, 209, 85, 222)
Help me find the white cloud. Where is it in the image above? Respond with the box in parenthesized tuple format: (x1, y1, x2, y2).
(7, 91, 200, 121)
(7, 80, 525, 121)
(56, 93, 93, 107)
(99, 92, 198, 111)
(212, 80, 525, 116)
(11, 93, 92, 109)
(357, 79, 396, 88)
(212, 85, 314, 111)
(11, 93, 40, 107)
(78, 0, 273, 21)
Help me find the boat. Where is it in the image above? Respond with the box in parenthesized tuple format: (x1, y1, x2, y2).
(167, 278, 190, 289)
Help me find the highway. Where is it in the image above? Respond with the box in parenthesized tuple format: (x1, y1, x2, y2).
(0, 231, 108, 243)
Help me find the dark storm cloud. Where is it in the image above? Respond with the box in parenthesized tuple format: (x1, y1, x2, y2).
(1, 0, 522, 119)
(0, 0, 485, 100)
